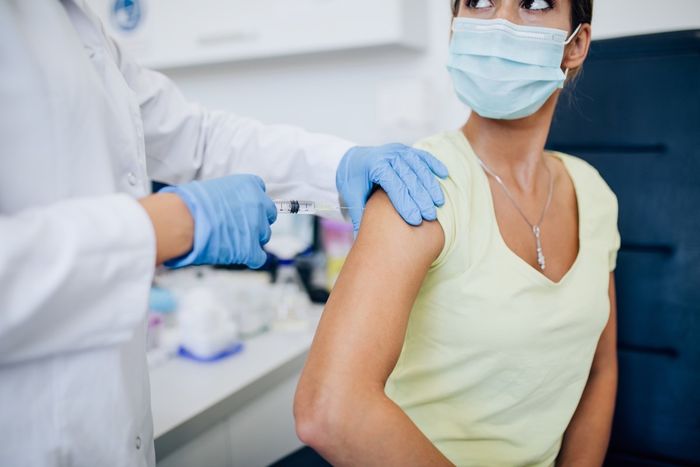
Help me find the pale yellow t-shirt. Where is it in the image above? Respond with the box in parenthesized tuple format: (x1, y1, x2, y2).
(385, 131, 621, 467)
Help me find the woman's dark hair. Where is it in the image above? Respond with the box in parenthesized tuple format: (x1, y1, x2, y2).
(451, 1, 593, 31)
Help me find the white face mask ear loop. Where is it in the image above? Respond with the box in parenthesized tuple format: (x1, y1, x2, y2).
(564, 23, 583, 46)
(562, 23, 583, 85)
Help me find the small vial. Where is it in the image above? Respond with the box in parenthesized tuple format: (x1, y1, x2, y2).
(275, 200, 316, 215)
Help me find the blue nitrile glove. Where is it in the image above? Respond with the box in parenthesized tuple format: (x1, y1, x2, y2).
(160, 174, 277, 269)
(336, 144, 449, 232)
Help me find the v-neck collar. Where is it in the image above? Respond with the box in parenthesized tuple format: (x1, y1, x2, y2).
(454, 130, 584, 287)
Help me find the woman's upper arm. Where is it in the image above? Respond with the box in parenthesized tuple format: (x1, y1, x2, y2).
(300, 189, 445, 392)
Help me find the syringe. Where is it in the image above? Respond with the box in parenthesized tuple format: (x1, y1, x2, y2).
(274, 200, 352, 215)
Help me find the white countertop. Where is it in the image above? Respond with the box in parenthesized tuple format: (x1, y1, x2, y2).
(149, 306, 322, 459)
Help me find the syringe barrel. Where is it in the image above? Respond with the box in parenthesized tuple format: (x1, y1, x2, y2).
(274, 200, 316, 215)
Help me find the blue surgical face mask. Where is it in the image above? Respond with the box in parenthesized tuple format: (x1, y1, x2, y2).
(447, 18, 582, 120)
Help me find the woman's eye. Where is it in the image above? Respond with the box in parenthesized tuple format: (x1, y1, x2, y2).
(521, 0, 554, 11)
(467, 0, 494, 9)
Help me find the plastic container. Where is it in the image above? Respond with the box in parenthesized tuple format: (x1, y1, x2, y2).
(147, 314, 163, 352)
(272, 259, 310, 332)
(149, 286, 178, 328)
(212, 271, 276, 339)
(320, 219, 354, 289)
(178, 287, 241, 361)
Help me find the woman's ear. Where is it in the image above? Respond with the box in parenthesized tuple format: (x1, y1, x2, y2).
(563, 23, 592, 71)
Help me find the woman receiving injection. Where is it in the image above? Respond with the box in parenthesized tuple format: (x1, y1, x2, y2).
(294, 0, 620, 466)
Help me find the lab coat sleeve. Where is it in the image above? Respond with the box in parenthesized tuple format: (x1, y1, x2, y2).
(0, 195, 156, 365)
(106, 34, 354, 210)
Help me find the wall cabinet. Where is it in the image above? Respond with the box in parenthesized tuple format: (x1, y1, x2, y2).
(89, 0, 427, 70)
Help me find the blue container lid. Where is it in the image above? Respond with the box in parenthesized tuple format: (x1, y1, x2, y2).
(149, 286, 177, 314)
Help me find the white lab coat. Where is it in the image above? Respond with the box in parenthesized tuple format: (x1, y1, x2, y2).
(0, 0, 353, 465)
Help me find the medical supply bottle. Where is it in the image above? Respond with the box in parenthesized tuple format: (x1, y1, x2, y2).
(273, 259, 310, 332)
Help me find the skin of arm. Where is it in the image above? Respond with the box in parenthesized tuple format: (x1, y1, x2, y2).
(294, 190, 453, 466)
(557, 274, 619, 466)
(138, 193, 194, 265)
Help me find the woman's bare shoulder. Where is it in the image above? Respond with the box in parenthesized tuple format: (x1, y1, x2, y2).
(357, 189, 445, 267)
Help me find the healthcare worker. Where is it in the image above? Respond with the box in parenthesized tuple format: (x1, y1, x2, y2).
(0, 1, 448, 466)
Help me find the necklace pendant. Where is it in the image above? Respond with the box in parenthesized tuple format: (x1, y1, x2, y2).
(478, 156, 554, 273)
(533, 225, 546, 271)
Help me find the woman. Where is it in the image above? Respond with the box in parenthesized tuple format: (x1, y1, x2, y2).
(294, 0, 620, 465)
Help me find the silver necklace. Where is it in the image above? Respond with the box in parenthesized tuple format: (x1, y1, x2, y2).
(477, 156, 555, 271)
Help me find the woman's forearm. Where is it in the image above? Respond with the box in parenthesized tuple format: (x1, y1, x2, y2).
(295, 387, 453, 466)
(557, 365, 617, 467)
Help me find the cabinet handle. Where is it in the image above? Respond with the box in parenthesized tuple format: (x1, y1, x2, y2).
(197, 31, 260, 46)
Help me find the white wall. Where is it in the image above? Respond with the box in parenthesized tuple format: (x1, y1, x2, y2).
(162, 0, 700, 147)
(593, 0, 700, 39)
(166, 3, 464, 146)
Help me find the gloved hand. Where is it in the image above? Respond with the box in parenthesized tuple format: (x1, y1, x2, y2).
(160, 174, 277, 269)
(336, 144, 449, 232)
